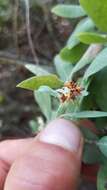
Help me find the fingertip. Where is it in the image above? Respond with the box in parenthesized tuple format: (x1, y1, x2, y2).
(38, 118, 83, 156)
(4, 119, 83, 190)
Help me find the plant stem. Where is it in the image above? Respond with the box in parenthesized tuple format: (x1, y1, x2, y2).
(56, 102, 68, 117)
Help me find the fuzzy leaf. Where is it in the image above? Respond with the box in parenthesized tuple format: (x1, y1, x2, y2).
(84, 48, 107, 79)
(34, 91, 52, 121)
(70, 44, 102, 78)
(97, 164, 107, 190)
(17, 75, 64, 90)
(80, 0, 107, 32)
(62, 111, 107, 119)
(67, 18, 95, 49)
(38, 86, 59, 98)
(52, 4, 86, 18)
(54, 55, 73, 81)
(77, 32, 107, 44)
(25, 64, 49, 76)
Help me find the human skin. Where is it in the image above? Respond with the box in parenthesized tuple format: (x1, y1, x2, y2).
(0, 119, 83, 190)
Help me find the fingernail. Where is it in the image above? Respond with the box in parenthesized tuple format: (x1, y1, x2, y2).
(39, 119, 82, 152)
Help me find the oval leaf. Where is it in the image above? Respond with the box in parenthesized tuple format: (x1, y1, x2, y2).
(60, 43, 88, 63)
(84, 48, 107, 79)
(80, 0, 107, 32)
(17, 75, 64, 90)
(77, 32, 107, 44)
(52, 4, 86, 18)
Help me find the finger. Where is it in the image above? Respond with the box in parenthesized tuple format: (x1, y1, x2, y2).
(0, 138, 33, 189)
(0, 138, 33, 164)
(0, 159, 9, 190)
(4, 119, 83, 190)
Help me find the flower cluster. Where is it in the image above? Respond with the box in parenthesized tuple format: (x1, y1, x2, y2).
(57, 81, 83, 103)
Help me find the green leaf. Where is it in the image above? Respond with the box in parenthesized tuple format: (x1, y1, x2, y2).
(98, 136, 107, 157)
(90, 68, 107, 111)
(62, 111, 107, 119)
(34, 91, 52, 121)
(69, 44, 102, 78)
(97, 164, 107, 190)
(80, 127, 103, 164)
(17, 75, 64, 90)
(25, 64, 49, 76)
(67, 18, 95, 49)
(52, 4, 86, 18)
(84, 48, 107, 79)
(54, 55, 73, 81)
(60, 43, 88, 63)
(77, 32, 107, 44)
(38, 86, 59, 98)
(80, 0, 107, 32)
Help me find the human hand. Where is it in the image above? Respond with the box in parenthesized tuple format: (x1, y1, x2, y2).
(0, 119, 83, 190)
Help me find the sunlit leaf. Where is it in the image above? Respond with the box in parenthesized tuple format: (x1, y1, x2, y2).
(77, 32, 107, 44)
(80, 0, 107, 32)
(17, 75, 64, 90)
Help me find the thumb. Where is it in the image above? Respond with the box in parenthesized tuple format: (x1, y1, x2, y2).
(4, 119, 83, 190)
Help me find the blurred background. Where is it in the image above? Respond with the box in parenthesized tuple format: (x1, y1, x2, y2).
(0, 0, 78, 139)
